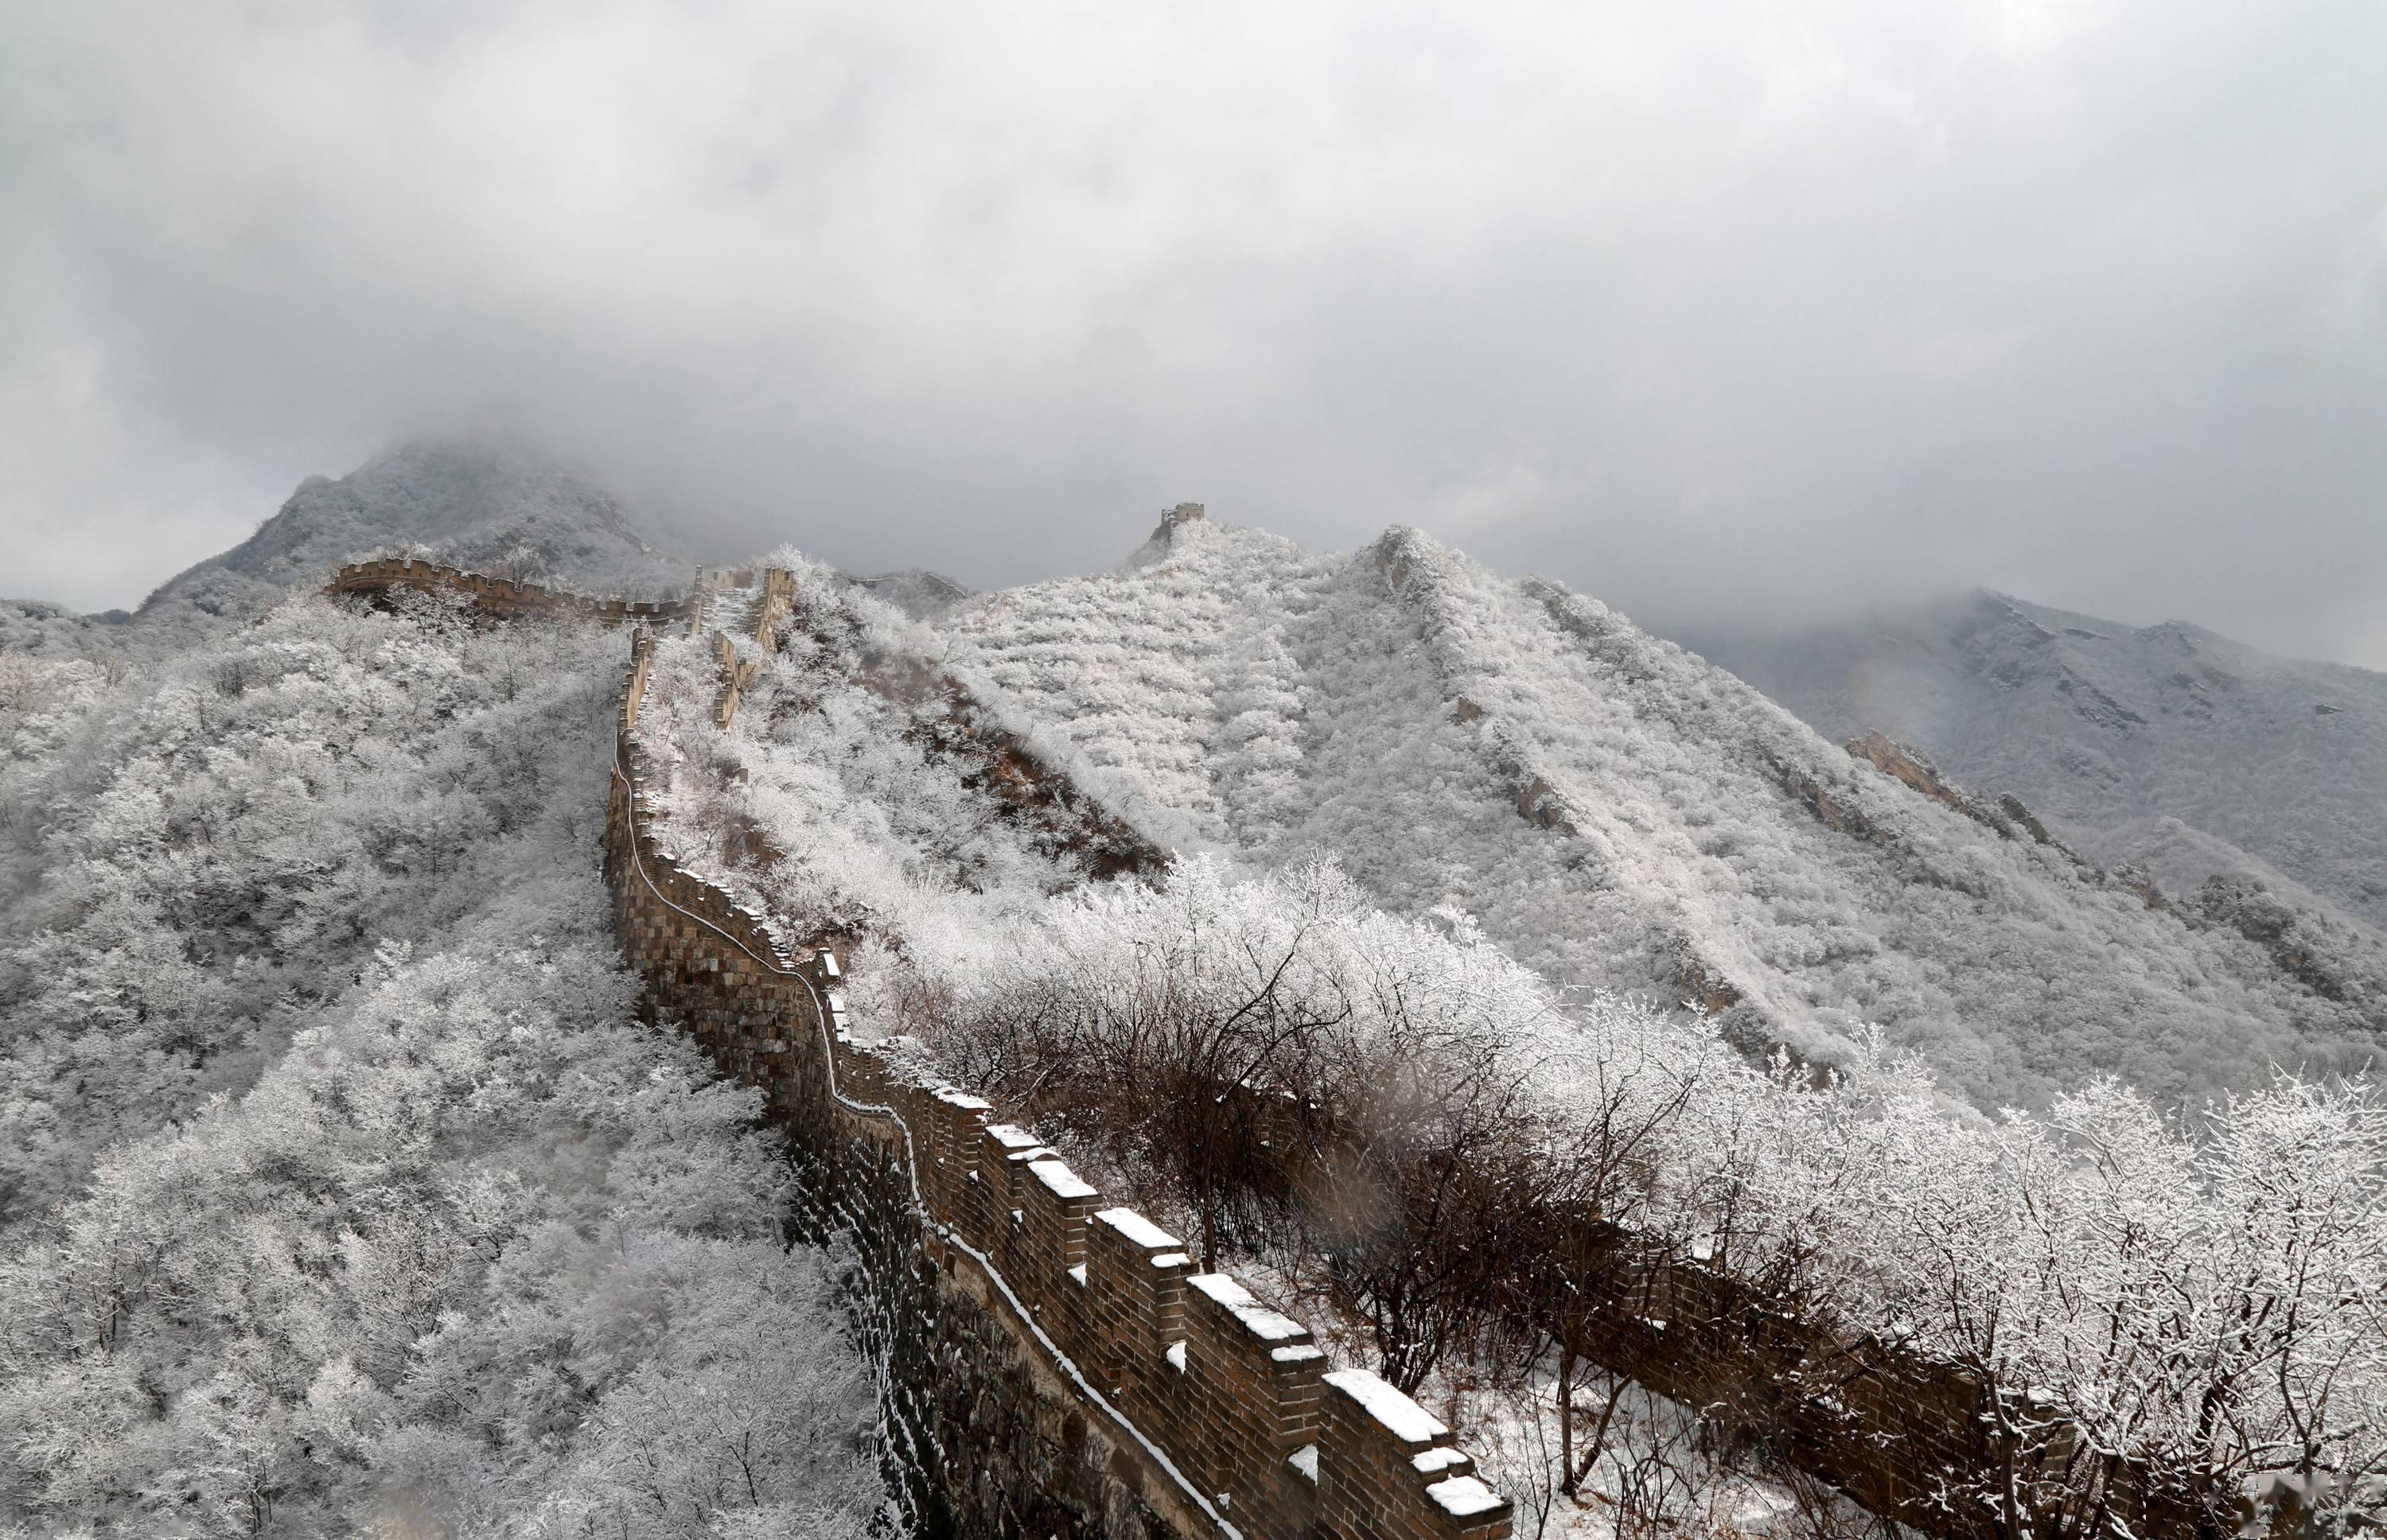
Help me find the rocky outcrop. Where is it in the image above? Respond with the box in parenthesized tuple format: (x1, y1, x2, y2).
(2192, 876, 2354, 1004)
(1769, 752, 1884, 843)
(1843, 733, 2060, 848)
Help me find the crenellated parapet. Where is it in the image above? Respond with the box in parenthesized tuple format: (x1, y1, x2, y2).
(603, 624, 1513, 1540)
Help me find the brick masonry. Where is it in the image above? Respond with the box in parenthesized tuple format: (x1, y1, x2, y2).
(602, 616, 1513, 1540)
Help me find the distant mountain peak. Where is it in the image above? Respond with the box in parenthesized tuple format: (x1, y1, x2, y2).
(34, 441, 689, 650)
(1686, 589, 2387, 931)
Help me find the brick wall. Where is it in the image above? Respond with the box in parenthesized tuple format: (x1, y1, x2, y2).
(1562, 1236, 2200, 1539)
(606, 621, 1512, 1540)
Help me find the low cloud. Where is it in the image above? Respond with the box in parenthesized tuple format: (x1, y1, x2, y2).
(3, 0, 2382, 663)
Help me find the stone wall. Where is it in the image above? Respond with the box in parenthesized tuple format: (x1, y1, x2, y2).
(606, 620, 1515, 1540)
(695, 566, 795, 726)
(325, 558, 692, 625)
(1556, 1232, 2200, 1539)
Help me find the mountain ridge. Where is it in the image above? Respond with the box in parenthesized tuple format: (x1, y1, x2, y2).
(11, 452, 2377, 1114)
(935, 515, 2382, 1112)
(4, 442, 982, 648)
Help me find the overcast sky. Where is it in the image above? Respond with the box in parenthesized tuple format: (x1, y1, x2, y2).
(4, 0, 2383, 664)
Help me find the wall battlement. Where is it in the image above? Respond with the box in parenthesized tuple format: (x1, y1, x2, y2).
(607, 617, 1513, 1540)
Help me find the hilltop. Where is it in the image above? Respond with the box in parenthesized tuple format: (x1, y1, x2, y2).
(3, 443, 979, 653)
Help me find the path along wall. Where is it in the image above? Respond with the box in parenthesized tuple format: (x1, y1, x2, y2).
(604, 620, 1515, 1540)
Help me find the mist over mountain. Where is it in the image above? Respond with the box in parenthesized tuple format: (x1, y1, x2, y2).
(4, 445, 2381, 1535)
(10, 0, 2386, 1524)
(0, 442, 695, 655)
(140, 441, 695, 629)
(3, 441, 975, 647)
(1684, 593, 2387, 931)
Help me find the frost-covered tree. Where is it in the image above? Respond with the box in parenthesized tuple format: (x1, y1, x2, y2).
(0, 589, 882, 1538)
(0, 591, 618, 1217)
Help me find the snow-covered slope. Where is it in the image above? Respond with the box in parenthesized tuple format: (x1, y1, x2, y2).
(0, 589, 878, 1537)
(0, 599, 138, 658)
(935, 517, 2383, 1111)
(1682, 593, 2387, 932)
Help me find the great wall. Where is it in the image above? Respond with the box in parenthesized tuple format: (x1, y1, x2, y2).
(325, 556, 697, 627)
(328, 558, 2210, 1540)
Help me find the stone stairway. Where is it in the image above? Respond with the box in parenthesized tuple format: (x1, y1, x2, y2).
(712, 585, 768, 659)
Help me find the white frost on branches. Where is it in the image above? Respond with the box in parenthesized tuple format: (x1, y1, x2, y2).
(0, 591, 881, 1538)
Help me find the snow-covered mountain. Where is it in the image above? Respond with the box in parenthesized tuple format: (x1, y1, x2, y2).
(14, 448, 2377, 1117)
(136, 441, 695, 631)
(2, 441, 695, 654)
(1682, 593, 2387, 931)
(6, 476, 2377, 1534)
(5, 443, 984, 655)
(935, 514, 2383, 1112)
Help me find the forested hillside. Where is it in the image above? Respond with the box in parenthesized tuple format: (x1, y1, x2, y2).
(935, 515, 2383, 1111)
(0, 592, 879, 1538)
